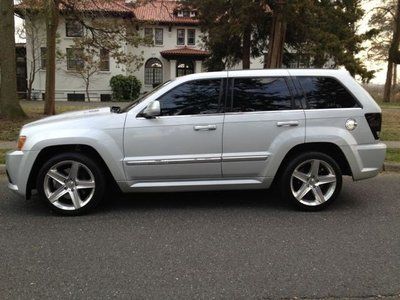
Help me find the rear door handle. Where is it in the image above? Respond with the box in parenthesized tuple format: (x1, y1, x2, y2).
(194, 125, 217, 131)
(276, 121, 299, 127)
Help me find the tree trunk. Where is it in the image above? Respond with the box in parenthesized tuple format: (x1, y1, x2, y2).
(384, 0, 400, 102)
(264, 1, 287, 69)
(0, 0, 26, 118)
(85, 81, 91, 102)
(384, 61, 394, 103)
(393, 63, 397, 92)
(242, 25, 251, 69)
(44, 0, 59, 115)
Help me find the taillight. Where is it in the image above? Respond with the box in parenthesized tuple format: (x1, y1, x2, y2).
(365, 113, 381, 140)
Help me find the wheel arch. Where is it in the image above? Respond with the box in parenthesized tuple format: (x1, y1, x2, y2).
(273, 142, 352, 186)
(26, 144, 119, 198)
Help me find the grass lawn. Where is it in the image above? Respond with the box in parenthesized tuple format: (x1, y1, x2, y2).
(386, 148, 400, 164)
(0, 149, 10, 164)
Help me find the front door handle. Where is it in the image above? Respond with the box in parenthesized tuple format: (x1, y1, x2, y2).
(194, 125, 217, 131)
(276, 121, 299, 127)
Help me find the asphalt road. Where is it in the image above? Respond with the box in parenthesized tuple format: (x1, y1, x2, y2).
(1, 174, 399, 299)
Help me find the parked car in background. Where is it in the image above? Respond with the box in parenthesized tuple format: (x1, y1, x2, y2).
(6, 69, 386, 215)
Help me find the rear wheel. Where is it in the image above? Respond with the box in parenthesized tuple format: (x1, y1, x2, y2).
(280, 152, 342, 211)
(37, 152, 105, 215)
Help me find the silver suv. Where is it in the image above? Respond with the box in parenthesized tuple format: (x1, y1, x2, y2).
(6, 69, 386, 215)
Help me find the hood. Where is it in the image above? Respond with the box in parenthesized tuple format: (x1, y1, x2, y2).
(23, 107, 113, 128)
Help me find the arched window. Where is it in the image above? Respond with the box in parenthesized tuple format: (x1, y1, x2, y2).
(176, 60, 194, 77)
(145, 58, 163, 86)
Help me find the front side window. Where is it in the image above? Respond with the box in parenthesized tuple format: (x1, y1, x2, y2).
(177, 29, 185, 45)
(99, 48, 110, 71)
(187, 29, 195, 45)
(298, 77, 360, 109)
(66, 19, 84, 37)
(40, 47, 47, 69)
(66, 48, 84, 70)
(231, 77, 293, 112)
(145, 58, 163, 85)
(157, 79, 222, 116)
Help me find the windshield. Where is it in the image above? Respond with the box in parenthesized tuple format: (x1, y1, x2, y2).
(119, 80, 173, 113)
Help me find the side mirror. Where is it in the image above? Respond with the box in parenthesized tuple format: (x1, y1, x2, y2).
(143, 100, 161, 118)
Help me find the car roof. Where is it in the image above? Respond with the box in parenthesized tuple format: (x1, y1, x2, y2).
(178, 69, 349, 81)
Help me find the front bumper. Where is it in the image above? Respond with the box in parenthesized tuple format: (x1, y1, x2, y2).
(5, 150, 39, 198)
(342, 142, 387, 181)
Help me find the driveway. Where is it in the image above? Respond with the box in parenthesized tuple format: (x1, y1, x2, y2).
(0, 174, 399, 299)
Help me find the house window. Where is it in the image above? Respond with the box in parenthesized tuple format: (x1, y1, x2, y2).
(144, 28, 153, 40)
(66, 48, 84, 70)
(155, 28, 163, 45)
(66, 19, 84, 37)
(187, 29, 195, 45)
(144, 58, 163, 85)
(100, 49, 110, 71)
(40, 47, 47, 69)
(176, 60, 194, 77)
(177, 29, 185, 45)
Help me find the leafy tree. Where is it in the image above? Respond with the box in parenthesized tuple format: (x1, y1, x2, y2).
(0, 0, 26, 118)
(186, 0, 375, 81)
(370, 0, 400, 102)
(182, 0, 272, 70)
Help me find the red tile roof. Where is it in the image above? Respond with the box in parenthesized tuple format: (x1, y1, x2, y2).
(16, 0, 200, 24)
(160, 46, 209, 59)
(132, 1, 199, 25)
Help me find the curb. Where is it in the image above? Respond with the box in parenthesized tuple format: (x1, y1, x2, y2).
(383, 162, 400, 173)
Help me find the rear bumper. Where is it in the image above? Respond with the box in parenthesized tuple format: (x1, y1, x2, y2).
(342, 143, 386, 181)
(5, 150, 39, 198)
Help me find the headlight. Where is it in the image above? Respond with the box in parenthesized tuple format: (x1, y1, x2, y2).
(17, 136, 27, 150)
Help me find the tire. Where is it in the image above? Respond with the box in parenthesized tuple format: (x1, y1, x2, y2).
(280, 152, 342, 211)
(36, 152, 106, 216)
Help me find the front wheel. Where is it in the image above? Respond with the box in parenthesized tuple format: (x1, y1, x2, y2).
(280, 152, 342, 211)
(37, 152, 106, 215)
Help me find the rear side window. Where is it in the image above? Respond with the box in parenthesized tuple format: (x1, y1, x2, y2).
(231, 77, 293, 112)
(157, 79, 222, 116)
(298, 76, 360, 109)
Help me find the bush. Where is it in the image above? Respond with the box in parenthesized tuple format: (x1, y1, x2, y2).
(110, 75, 142, 102)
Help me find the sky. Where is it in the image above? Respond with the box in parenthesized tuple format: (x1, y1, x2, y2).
(14, 0, 388, 84)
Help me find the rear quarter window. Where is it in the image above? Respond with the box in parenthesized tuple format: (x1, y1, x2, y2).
(298, 76, 360, 109)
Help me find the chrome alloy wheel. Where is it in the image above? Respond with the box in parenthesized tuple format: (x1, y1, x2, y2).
(290, 159, 337, 206)
(44, 160, 96, 211)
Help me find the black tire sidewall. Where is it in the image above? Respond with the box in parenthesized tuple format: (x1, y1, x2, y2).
(36, 152, 106, 215)
(280, 152, 343, 211)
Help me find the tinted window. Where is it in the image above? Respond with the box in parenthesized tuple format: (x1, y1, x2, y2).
(232, 77, 292, 112)
(157, 79, 222, 116)
(298, 76, 360, 109)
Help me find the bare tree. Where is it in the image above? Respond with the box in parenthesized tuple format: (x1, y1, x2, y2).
(0, 0, 26, 118)
(18, 0, 149, 114)
(17, 12, 47, 101)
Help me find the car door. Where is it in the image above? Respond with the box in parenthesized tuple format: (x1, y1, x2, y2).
(123, 77, 226, 181)
(222, 71, 306, 178)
